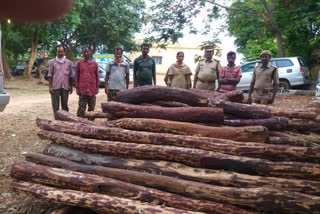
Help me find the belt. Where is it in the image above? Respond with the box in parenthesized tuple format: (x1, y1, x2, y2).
(198, 78, 215, 83)
(254, 88, 270, 94)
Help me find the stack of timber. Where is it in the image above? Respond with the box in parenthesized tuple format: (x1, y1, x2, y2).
(10, 86, 320, 213)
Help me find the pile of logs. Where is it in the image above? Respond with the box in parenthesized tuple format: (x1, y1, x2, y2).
(10, 86, 320, 214)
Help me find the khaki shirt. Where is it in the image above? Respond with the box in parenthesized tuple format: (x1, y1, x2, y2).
(195, 58, 221, 81)
(252, 64, 279, 90)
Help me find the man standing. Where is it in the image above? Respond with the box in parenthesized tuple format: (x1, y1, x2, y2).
(75, 46, 100, 118)
(218, 51, 241, 92)
(193, 45, 221, 91)
(133, 43, 156, 87)
(247, 50, 279, 105)
(105, 47, 129, 101)
(48, 45, 73, 119)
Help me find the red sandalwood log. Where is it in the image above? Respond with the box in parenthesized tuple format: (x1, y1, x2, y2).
(12, 161, 240, 214)
(29, 151, 320, 196)
(13, 161, 320, 214)
(105, 118, 268, 143)
(102, 101, 224, 124)
(224, 117, 288, 130)
(37, 130, 320, 180)
(55, 110, 99, 126)
(11, 181, 198, 214)
(36, 119, 320, 162)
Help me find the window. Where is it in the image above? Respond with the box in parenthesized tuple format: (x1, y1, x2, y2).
(152, 56, 162, 64)
(241, 62, 256, 73)
(298, 57, 306, 66)
(275, 59, 293, 68)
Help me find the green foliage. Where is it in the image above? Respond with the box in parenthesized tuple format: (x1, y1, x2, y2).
(227, 0, 320, 64)
(276, 0, 320, 64)
(148, 0, 221, 45)
(3, 0, 146, 62)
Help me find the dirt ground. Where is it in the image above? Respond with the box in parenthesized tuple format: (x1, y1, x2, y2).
(0, 77, 317, 214)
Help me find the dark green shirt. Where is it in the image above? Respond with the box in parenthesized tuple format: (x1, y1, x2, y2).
(134, 55, 156, 85)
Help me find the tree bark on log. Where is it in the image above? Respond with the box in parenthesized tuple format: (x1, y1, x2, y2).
(12, 161, 242, 214)
(269, 131, 320, 147)
(48, 207, 96, 214)
(189, 88, 244, 102)
(37, 130, 320, 180)
(287, 119, 320, 131)
(28, 151, 320, 196)
(55, 110, 99, 126)
(11, 181, 198, 214)
(12, 161, 320, 214)
(151, 101, 190, 107)
(211, 100, 272, 119)
(84, 111, 115, 120)
(114, 86, 272, 119)
(271, 109, 317, 119)
(252, 104, 318, 119)
(116, 86, 210, 106)
(36, 119, 320, 162)
(102, 101, 225, 124)
(224, 117, 288, 130)
(105, 118, 268, 143)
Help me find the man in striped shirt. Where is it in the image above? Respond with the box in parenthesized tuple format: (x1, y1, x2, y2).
(217, 51, 241, 93)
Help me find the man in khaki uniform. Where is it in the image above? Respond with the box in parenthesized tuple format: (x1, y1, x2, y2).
(193, 45, 221, 91)
(248, 50, 279, 105)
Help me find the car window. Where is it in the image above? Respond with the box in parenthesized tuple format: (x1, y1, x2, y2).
(268, 60, 276, 66)
(241, 62, 256, 73)
(298, 57, 306, 66)
(275, 59, 293, 68)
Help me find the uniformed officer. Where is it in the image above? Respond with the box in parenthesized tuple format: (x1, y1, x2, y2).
(247, 50, 279, 105)
(193, 45, 221, 91)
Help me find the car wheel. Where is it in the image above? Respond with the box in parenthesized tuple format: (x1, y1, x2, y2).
(278, 81, 290, 94)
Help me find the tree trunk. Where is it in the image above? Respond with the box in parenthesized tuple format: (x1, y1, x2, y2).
(105, 118, 268, 143)
(55, 110, 100, 126)
(36, 118, 320, 162)
(28, 151, 320, 196)
(224, 117, 288, 130)
(12, 161, 251, 214)
(13, 161, 320, 214)
(0, 21, 12, 80)
(37, 130, 320, 180)
(25, 31, 39, 79)
(275, 30, 285, 57)
(11, 181, 197, 214)
(102, 101, 225, 124)
(65, 48, 74, 61)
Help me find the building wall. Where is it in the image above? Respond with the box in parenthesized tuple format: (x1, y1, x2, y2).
(129, 45, 212, 74)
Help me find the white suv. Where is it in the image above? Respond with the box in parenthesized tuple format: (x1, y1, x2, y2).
(237, 57, 311, 92)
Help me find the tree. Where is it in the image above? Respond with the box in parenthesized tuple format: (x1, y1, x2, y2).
(47, 0, 145, 60)
(228, 0, 320, 64)
(148, 0, 316, 59)
(1, 21, 13, 80)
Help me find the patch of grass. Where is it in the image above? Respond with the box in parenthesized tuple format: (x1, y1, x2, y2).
(20, 87, 48, 94)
